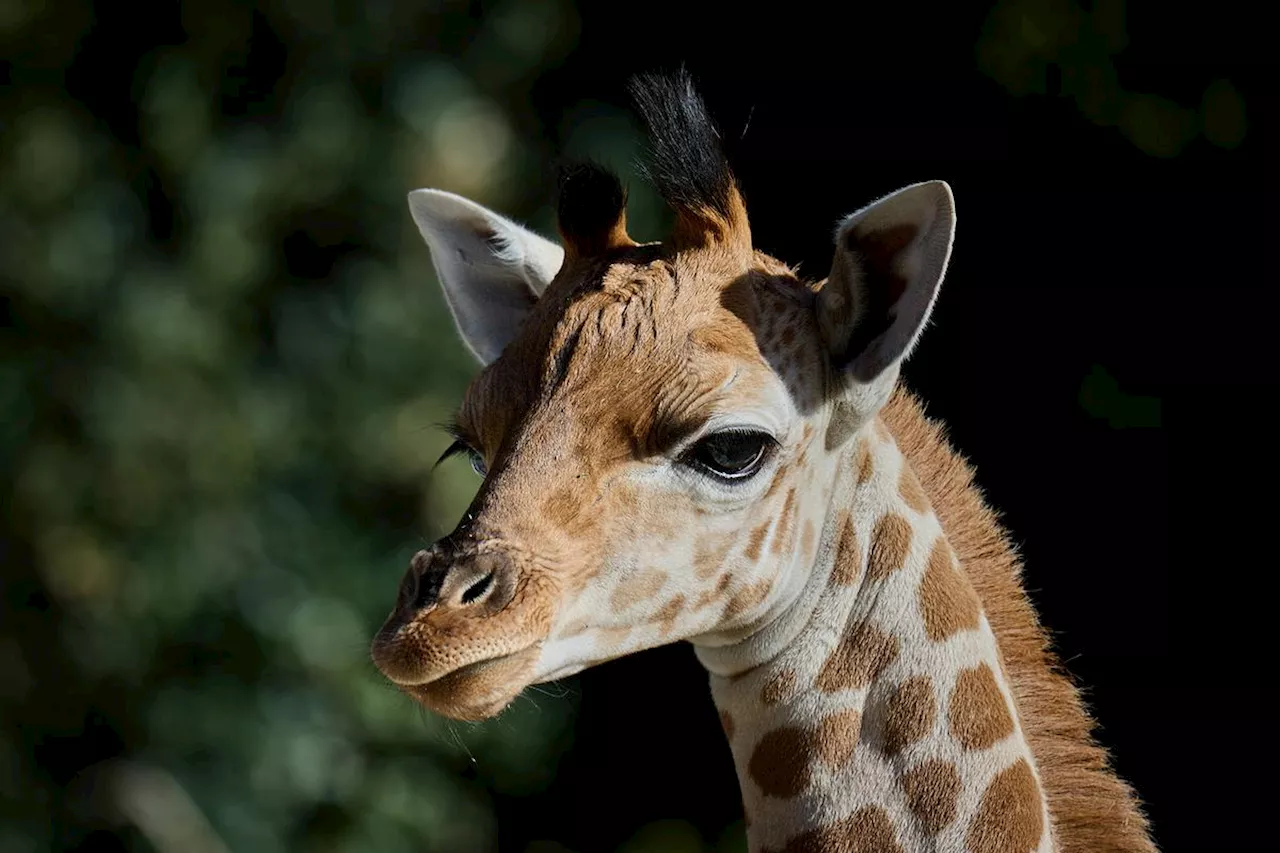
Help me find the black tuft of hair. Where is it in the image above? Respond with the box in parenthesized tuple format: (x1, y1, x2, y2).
(555, 159, 627, 245)
(628, 67, 736, 220)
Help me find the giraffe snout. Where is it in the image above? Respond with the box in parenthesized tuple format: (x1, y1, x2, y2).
(372, 540, 540, 707)
(401, 546, 518, 616)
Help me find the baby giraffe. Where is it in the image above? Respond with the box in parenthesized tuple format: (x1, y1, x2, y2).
(371, 71, 1156, 853)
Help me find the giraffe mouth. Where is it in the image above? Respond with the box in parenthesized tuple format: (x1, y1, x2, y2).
(369, 547, 562, 720)
(389, 645, 541, 721)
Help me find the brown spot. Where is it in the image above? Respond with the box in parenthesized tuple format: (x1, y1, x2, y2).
(695, 570, 734, 609)
(761, 669, 798, 705)
(780, 324, 797, 347)
(800, 520, 816, 560)
(693, 541, 723, 580)
(772, 805, 903, 853)
(725, 577, 773, 619)
(748, 727, 815, 798)
(867, 513, 913, 582)
(719, 709, 735, 741)
(855, 439, 875, 485)
(653, 594, 686, 633)
(771, 489, 798, 556)
(880, 675, 936, 756)
(949, 664, 1015, 750)
(815, 623, 899, 692)
(898, 465, 930, 513)
(596, 625, 631, 649)
(919, 537, 981, 641)
(845, 805, 904, 852)
(609, 568, 668, 612)
(801, 423, 815, 443)
(968, 759, 1045, 853)
(816, 709, 861, 767)
(541, 486, 583, 528)
(744, 520, 770, 561)
(903, 759, 961, 835)
(830, 511, 862, 585)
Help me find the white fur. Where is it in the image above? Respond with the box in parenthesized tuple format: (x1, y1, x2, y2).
(407, 189, 564, 364)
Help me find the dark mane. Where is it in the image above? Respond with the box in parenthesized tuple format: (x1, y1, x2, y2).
(628, 68, 738, 221)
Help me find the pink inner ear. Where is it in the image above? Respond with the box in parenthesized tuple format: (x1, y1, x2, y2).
(851, 222, 919, 306)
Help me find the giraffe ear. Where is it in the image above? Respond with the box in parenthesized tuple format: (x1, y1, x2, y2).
(817, 181, 956, 385)
(408, 189, 565, 365)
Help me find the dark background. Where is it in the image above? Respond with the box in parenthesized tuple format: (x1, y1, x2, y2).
(1, 1, 1270, 851)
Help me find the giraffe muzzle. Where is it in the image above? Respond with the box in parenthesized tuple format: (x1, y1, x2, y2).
(401, 547, 517, 615)
(370, 542, 533, 693)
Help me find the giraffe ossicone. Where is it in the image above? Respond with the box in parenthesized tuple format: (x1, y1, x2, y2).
(370, 69, 1157, 853)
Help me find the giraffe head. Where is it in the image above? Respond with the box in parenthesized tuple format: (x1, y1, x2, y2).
(370, 71, 956, 720)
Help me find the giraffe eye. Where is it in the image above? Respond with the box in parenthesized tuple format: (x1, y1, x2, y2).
(438, 439, 488, 477)
(684, 430, 775, 482)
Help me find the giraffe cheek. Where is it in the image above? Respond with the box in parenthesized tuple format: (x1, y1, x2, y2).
(609, 567, 670, 612)
(722, 575, 775, 623)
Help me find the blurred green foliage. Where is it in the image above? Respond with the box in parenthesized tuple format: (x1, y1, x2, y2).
(978, 0, 1248, 157)
(0, 1, 684, 851)
(1078, 365, 1162, 430)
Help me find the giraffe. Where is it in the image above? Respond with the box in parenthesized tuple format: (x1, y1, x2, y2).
(370, 70, 1157, 853)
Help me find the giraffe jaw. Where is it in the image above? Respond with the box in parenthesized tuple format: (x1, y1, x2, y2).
(393, 645, 541, 721)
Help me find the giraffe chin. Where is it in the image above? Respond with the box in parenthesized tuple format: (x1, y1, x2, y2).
(398, 647, 538, 722)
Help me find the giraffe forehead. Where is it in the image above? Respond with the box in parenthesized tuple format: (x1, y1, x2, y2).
(462, 255, 791, 453)
(533, 247, 796, 376)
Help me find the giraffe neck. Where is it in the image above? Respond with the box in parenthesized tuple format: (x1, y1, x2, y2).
(694, 423, 1055, 853)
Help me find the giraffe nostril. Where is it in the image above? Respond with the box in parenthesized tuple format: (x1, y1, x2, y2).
(461, 571, 495, 605)
(411, 573, 436, 611)
(400, 571, 419, 609)
(410, 551, 447, 612)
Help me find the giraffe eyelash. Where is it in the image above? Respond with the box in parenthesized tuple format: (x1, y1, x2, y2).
(436, 439, 488, 476)
(435, 423, 488, 476)
(435, 439, 471, 468)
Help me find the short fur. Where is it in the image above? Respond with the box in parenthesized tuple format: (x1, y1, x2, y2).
(880, 387, 1155, 853)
